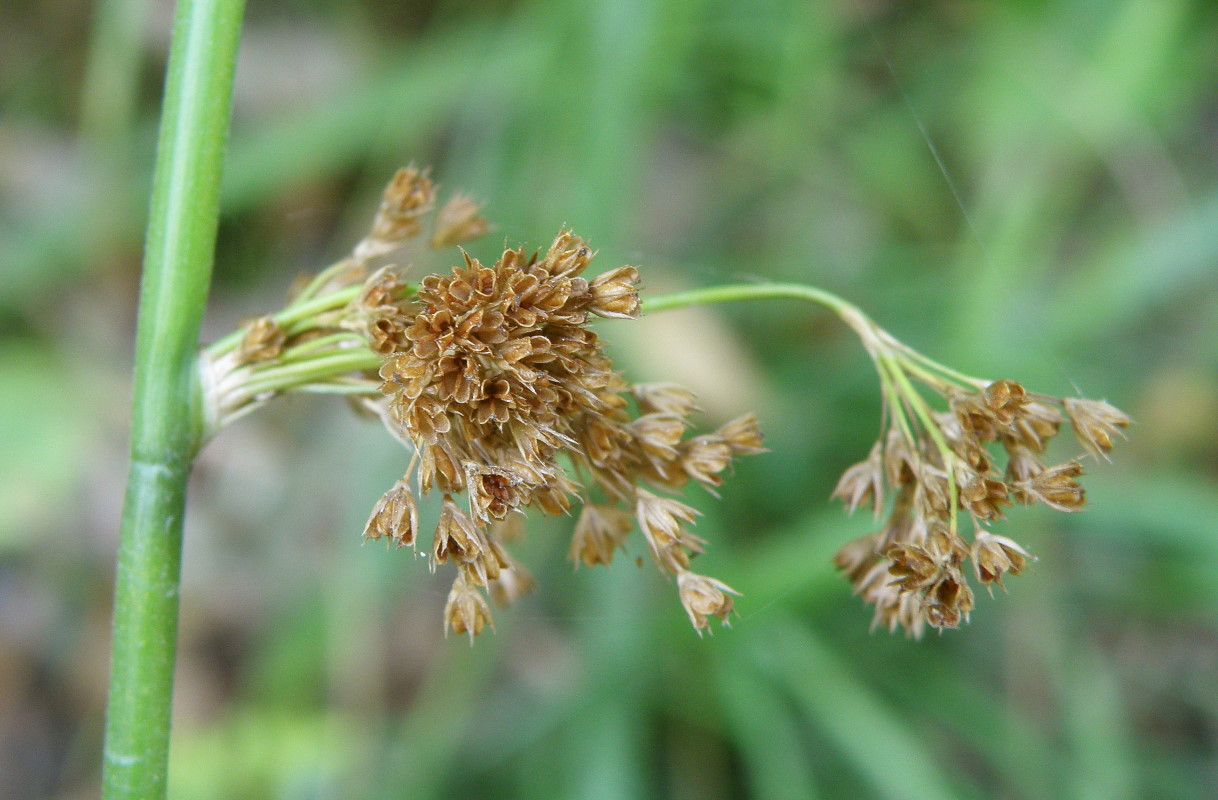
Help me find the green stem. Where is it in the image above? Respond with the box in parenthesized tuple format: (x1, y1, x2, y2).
(646, 282, 963, 531)
(241, 350, 383, 395)
(204, 282, 882, 422)
(646, 282, 858, 319)
(205, 284, 365, 357)
(881, 352, 960, 531)
(277, 331, 368, 362)
(102, 1, 246, 798)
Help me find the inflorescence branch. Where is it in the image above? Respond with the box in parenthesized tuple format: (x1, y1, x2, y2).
(198, 166, 1129, 639)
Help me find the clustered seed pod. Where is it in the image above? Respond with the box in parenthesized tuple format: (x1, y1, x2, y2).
(833, 374, 1129, 638)
(362, 227, 764, 639)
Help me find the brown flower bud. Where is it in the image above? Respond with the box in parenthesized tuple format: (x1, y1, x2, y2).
(885, 543, 941, 592)
(1004, 442, 1045, 486)
(833, 533, 883, 585)
(716, 413, 766, 455)
(361, 165, 435, 257)
(983, 380, 1027, 424)
(488, 562, 536, 607)
(358, 265, 403, 312)
(680, 435, 734, 490)
(635, 489, 703, 572)
(542, 230, 594, 277)
(959, 473, 1011, 521)
(431, 496, 485, 570)
(1005, 400, 1062, 452)
(633, 383, 699, 416)
(630, 413, 686, 461)
(924, 570, 974, 629)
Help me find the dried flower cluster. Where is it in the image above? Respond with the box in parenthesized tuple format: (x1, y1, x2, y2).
(351, 171, 764, 638)
(205, 165, 1128, 644)
(202, 166, 493, 433)
(831, 340, 1130, 636)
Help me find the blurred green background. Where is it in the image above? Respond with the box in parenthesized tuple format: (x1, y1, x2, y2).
(3, 0, 1218, 797)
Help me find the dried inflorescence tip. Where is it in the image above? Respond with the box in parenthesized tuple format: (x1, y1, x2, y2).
(832, 351, 1128, 636)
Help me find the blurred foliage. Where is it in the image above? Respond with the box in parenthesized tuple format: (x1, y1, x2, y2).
(2, 0, 1217, 797)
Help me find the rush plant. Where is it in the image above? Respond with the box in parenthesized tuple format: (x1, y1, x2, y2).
(105, 3, 1127, 799)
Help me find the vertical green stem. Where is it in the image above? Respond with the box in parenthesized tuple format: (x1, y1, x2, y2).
(102, 1, 246, 798)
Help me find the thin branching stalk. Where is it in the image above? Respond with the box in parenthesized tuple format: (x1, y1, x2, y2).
(102, 1, 246, 798)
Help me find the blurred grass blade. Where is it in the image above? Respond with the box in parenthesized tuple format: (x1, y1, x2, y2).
(713, 644, 820, 800)
(759, 618, 964, 800)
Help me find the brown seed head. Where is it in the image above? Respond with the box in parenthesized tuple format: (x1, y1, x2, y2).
(351, 203, 765, 636)
(1063, 397, 1130, 461)
(363, 479, 419, 549)
(970, 530, 1033, 588)
(676, 570, 740, 634)
(569, 504, 633, 568)
(1016, 460, 1086, 512)
(832, 443, 885, 518)
(237, 316, 286, 364)
(444, 574, 494, 642)
(431, 193, 490, 249)
(589, 265, 641, 319)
